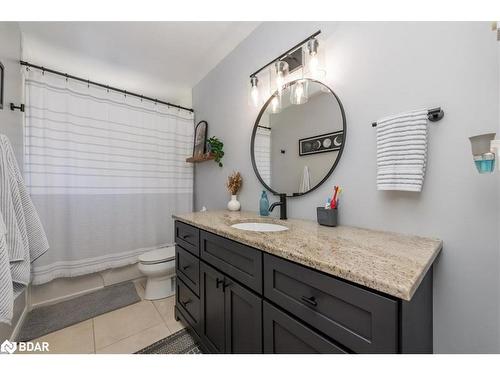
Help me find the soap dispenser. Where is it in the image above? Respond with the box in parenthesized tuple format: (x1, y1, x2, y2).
(260, 191, 270, 216)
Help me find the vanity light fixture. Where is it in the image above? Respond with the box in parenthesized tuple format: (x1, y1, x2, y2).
(249, 76, 260, 107)
(248, 30, 322, 109)
(290, 79, 309, 105)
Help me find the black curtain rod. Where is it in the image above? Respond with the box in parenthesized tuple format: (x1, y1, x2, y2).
(20, 60, 194, 113)
(371, 107, 444, 127)
(249, 30, 321, 78)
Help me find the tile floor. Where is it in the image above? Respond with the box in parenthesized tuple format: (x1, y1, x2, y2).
(26, 280, 186, 354)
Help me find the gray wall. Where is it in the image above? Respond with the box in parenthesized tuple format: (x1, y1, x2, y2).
(193, 22, 500, 353)
(0, 22, 26, 340)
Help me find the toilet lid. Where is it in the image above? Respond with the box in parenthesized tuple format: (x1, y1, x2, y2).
(139, 246, 175, 264)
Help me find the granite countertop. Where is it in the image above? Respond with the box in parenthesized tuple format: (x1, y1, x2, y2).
(173, 211, 442, 301)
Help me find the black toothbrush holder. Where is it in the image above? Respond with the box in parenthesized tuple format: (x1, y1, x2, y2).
(317, 207, 338, 227)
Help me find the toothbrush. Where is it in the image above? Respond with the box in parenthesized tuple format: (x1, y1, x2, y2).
(335, 188, 342, 208)
(331, 186, 338, 209)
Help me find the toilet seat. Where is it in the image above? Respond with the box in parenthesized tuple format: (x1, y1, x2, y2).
(139, 247, 175, 265)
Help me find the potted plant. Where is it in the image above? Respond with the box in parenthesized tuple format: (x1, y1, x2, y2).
(206, 136, 224, 167)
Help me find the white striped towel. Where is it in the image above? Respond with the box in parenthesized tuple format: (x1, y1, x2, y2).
(0, 216, 14, 324)
(299, 166, 311, 193)
(0, 134, 49, 324)
(376, 110, 428, 192)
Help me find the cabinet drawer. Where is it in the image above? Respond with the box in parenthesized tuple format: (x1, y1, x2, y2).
(176, 245, 200, 296)
(176, 277, 200, 334)
(263, 301, 346, 354)
(175, 221, 199, 256)
(264, 253, 398, 353)
(200, 230, 262, 293)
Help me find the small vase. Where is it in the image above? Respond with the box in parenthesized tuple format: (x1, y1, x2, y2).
(227, 195, 241, 211)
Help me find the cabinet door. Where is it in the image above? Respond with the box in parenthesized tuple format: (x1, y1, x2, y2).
(200, 262, 226, 353)
(225, 277, 262, 353)
(263, 302, 347, 354)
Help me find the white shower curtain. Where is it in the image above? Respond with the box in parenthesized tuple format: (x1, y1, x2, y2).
(23, 70, 194, 284)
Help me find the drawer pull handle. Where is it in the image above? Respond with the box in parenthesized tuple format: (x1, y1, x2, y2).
(181, 299, 192, 306)
(222, 280, 231, 292)
(182, 234, 191, 240)
(301, 296, 318, 307)
(216, 277, 224, 289)
(182, 265, 190, 271)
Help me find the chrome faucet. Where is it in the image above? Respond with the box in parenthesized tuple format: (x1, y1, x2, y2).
(269, 193, 287, 220)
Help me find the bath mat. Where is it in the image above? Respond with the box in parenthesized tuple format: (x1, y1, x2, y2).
(136, 328, 203, 354)
(17, 281, 140, 341)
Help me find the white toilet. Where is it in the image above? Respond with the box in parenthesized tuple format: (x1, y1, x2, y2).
(138, 246, 176, 300)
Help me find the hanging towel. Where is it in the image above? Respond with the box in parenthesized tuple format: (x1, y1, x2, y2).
(0, 134, 49, 324)
(0, 216, 14, 324)
(376, 110, 428, 192)
(299, 166, 311, 193)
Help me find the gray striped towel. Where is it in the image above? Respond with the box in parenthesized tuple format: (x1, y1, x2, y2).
(0, 134, 49, 324)
(376, 110, 428, 192)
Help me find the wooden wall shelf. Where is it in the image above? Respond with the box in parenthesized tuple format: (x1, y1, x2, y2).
(186, 153, 215, 163)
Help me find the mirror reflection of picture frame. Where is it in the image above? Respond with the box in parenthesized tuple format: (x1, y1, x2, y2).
(299, 131, 344, 156)
(193, 120, 208, 158)
(0, 62, 4, 110)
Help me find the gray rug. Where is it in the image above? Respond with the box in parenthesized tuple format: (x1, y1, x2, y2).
(136, 328, 203, 354)
(17, 281, 140, 341)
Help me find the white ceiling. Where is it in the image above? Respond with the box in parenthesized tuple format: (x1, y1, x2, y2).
(19, 22, 260, 107)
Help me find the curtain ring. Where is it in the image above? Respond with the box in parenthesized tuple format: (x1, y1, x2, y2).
(87, 80, 90, 88)
(65, 74, 68, 82)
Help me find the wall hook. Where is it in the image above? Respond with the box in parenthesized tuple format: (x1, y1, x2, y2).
(10, 103, 25, 112)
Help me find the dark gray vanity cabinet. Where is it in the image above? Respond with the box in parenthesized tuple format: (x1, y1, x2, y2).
(174, 220, 433, 354)
(200, 262, 226, 352)
(263, 302, 347, 354)
(199, 261, 263, 353)
(263, 253, 398, 353)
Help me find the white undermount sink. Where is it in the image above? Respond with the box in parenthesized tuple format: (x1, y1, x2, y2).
(230, 222, 288, 232)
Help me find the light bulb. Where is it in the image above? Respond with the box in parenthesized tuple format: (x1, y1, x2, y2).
(307, 38, 320, 78)
(249, 76, 260, 107)
(309, 54, 319, 77)
(290, 80, 309, 105)
(270, 96, 281, 113)
(295, 83, 304, 101)
(276, 72, 284, 94)
(250, 86, 259, 107)
(274, 61, 289, 96)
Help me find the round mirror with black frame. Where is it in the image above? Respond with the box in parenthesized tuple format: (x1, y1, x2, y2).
(250, 78, 346, 197)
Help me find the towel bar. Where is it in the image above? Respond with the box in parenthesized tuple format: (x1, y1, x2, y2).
(372, 107, 444, 127)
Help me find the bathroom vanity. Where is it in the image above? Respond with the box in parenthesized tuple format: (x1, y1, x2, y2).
(172, 211, 442, 354)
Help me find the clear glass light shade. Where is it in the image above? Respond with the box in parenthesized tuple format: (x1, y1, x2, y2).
(270, 95, 281, 113)
(248, 76, 260, 107)
(305, 38, 325, 80)
(290, 80, 309, 105)
(273, 60, 289, 96)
